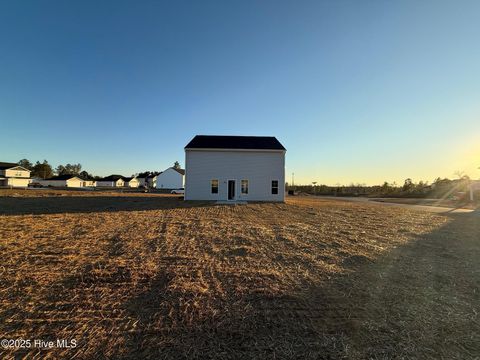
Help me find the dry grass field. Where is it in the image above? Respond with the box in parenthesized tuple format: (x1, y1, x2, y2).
(0, 190, 479, 359)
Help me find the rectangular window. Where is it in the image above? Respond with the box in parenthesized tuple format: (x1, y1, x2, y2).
(241, 180, 248, 194)
(211, 179, 219, 194)
(271, 180, 279, 194)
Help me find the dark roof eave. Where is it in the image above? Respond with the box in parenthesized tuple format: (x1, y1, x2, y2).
(185, 147, 286, 151)
(184, 135, 286, 151)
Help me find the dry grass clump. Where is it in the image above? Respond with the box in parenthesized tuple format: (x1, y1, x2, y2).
(0, 193, 479, 359)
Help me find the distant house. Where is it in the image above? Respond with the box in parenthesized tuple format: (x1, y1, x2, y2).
(155, 167, 185, 189)
(136, 174, 159, 188)
(123, 177, 139, 188)
(40, 175, 87, 188)
(83, 178, 96, 187)
(137, 177, 147, 187)
(184, 135, 286, 201)
(146, 174, 157, 188)
(96, 175, 125, 187)
(0, 162, 31, 187)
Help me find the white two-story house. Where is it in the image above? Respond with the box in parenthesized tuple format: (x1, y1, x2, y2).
(184, 135, 286, 202)
(0, 162, 31, 187)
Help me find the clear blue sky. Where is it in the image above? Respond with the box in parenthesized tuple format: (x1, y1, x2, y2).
(1, 0, 479, 184)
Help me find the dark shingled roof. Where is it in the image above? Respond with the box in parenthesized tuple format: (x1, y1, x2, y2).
(99, 175, 125, 181)
(145, 172, 161, 179)
(171, 168, 185, 175)
(185, 135, 286, 151)
(123, 177, 137, 182)
(45, 175, 82, 181)
(0, 162, 25, 170)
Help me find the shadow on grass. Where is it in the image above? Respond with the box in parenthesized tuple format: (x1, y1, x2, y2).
(0, 196, 215, 215)
(114, 212, 480, 359)
(3, 212, 479, 359)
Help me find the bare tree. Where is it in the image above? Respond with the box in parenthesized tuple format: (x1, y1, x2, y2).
(454, 170, 465, 179)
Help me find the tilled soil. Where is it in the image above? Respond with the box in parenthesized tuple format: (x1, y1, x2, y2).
(0, 191, 478, 359)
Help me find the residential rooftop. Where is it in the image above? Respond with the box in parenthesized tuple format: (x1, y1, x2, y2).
(0, 162, 27, 170)
(185, 135, 286, 151)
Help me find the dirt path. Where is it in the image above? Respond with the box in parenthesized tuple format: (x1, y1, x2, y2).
(316, 195, 476, 214)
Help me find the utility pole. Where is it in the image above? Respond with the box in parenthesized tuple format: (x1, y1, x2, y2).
(292, 173, 295, 189)
(312, 181, 317, 196)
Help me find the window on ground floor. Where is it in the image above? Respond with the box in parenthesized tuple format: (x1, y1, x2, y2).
(211, 179, 219, 194)
(271, 180, 279, 194)
(241, 180, 248, 194)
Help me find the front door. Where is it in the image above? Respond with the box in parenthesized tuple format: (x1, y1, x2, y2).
(228, 180, 235, 200)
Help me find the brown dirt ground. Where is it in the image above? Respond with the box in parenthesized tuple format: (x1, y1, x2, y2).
(369, 197, 478, 209)
(0, 190, 479, 359)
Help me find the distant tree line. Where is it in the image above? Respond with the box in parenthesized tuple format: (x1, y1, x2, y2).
(18, 159, 54, 179)
(17, 159, 97, 180)
(136, 171, 161, 178)
(17, 159, 183, 180)
(291, 176, 473, 200)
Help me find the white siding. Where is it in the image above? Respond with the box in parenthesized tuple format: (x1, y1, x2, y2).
(7, 178, 31, 187)
(0, 166, 31, 187)
(96, 181, 115, 187)
(95, 179, 124, 187)
(155, 168, 184, 189)
(126, 178, 139, 187)
(5, 168, 30, 178)
(66, 178, 84, 187)
(39, 177, 85, 187)
(185, 150, 285, 201)
(39, 180, 68, 187)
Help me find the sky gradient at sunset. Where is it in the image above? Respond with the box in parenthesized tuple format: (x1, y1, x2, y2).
(1, 0, 479, 185)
